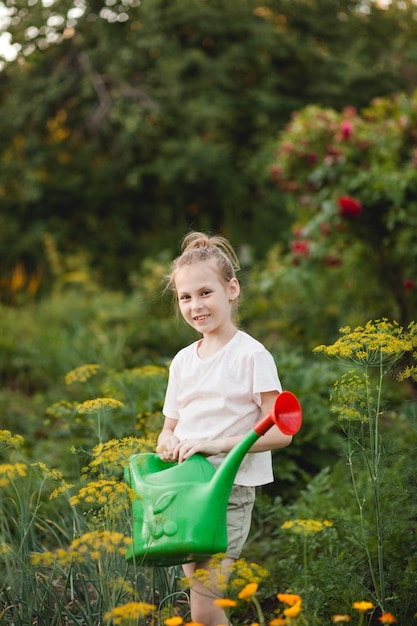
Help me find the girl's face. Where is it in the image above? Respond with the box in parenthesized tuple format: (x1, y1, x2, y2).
(174, 260, 240, 336)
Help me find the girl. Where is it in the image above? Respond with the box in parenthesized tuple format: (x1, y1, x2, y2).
(156, 231, 292, 626)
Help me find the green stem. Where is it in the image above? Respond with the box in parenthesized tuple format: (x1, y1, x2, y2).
(97, 409, 102, 443)
(347, 421, 379, 599)
(252, 596, 265, 625)
(370, 354, 385, 609)
(303, 532, 308, 590)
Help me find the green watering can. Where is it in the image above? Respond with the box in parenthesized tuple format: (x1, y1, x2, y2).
(124, 391, 302, 567)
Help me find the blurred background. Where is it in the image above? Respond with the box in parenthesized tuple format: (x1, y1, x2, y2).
(0, 2, 417, 620)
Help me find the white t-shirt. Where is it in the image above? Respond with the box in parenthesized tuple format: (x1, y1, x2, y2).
(162, 330, 282, 486)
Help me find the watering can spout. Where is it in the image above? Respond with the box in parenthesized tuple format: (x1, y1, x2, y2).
(125, 391, 302, 566)
(210, 390, 302, 498)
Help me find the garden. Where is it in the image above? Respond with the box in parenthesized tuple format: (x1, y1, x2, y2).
(1, 1, 417, 624)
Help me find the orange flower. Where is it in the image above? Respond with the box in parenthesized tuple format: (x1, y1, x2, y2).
(238, 583, 259, 601)
(164, 618, 183, 626)
(277, 593, 302, 606)
(213, 598, 237, 608)
(352, 601, 374, 612)
(332, 616, 351, 623)
(378, 612, 397, 624)
(269, 619, 286, 626)
(284, 601, 302, 618)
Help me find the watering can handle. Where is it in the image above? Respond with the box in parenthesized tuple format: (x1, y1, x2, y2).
(253, 391, 302, 436)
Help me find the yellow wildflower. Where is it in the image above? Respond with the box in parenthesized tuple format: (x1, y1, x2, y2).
(378, 612, 397, 624)
(164, 618, 183, 626)
(269, 619, 286, 626)
(332, 616, 351, 623)
(238, 582, 259, 600)
(284, 601, 302, 618)
(104, 601, 155, 622)
(352, 601, 374, 612)
(213, 598, 237, 608)
(277, 593, 302, 606)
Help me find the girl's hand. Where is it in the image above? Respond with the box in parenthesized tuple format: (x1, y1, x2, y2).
(156, 435, 180, 462)
(174, 439, 225, 463)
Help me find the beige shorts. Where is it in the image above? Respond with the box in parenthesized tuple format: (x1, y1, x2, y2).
(226, 484, 256, 560)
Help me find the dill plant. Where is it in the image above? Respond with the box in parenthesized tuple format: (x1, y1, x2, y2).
(314, 319, 417, 612)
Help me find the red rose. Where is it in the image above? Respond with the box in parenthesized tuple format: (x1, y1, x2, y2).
(340, 120, 354, 139)
(291, 240, 310, 257)
(338, 195, 362, 218)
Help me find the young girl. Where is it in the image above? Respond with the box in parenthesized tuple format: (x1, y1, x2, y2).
(156, 231, 292, 626)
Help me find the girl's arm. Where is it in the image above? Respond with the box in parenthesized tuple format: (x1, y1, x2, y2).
(172, 391, 293, 463)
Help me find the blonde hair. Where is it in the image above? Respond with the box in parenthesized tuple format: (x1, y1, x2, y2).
(170, 231, 239, 281)
(167, 232, 241, 311)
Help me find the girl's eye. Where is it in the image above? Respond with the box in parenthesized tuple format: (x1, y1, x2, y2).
(179, 294, 190, 301)
(201, 290, 211, 296)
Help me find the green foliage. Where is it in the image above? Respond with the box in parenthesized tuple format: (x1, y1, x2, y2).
(244, 322, 417, 623)
(270, 91, 417, 332)
(2, 1, 417, 288)
(0, 262, 416, 622)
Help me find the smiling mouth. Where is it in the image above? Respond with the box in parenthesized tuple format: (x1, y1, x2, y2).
(194, 314, 209, 322)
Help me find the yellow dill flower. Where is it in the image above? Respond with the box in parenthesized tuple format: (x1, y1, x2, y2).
(281, 519, 333, 534)
(30, 551, 55, 567)
(65, 364, 100, 385)
(45, 400, 78, 421)
(69, 479, 134, 513)
(352, 601, 374, 612)
(32, 462, 65, 482)
(283, 600, 302, 618)
(72, 530, 132, 554)
(32, 530, 133, 567)
(50, 484, 74, 499)
(88, 436, 156, 477)
(378, 612, 397, 624)
(104, 601, 156, 623)
(314, 319, 412, 367)
(77, 398, 124, 414)
(238, 583, 259, 600)
(190, 557, 268, 597)
(0, 543, 12, 556)
(0, 430, 24, 448)
(229, 559, 269, 593)
(332, 616, 351, 623)
(277, 593, 302, 606)
(213, 598, 237, 608)
(0, 462, 27, 485)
